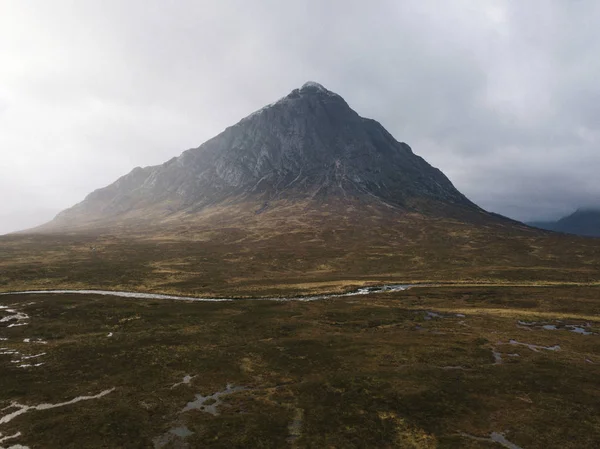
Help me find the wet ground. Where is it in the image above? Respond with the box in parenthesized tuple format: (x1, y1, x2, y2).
(0, 285, 599, 448)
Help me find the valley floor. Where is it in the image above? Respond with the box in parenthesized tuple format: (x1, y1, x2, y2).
(1, 286, 599, 448)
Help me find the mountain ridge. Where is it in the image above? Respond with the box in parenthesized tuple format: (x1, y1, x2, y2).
(528, 208, 600, 237)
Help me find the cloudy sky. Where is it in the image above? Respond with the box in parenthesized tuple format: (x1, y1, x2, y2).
(1, 1, 599, 234)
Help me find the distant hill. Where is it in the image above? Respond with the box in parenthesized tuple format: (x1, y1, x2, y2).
(528, 209, 600, 237)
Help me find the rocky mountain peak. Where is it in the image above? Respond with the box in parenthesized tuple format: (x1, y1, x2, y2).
(49, 82, 480, 228)
(300, 81, 328, 91)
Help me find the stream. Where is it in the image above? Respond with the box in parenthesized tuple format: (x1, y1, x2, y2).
(0, 284, 419, 302)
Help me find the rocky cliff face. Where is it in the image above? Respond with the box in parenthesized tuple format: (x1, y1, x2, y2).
(50, 82, 479, 227)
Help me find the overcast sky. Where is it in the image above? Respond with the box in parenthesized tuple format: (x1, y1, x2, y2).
(1, 1, 599, 234)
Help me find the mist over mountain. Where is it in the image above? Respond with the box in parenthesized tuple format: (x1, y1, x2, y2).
(47, 82, 484, 230)
(528, 208, 600, 237)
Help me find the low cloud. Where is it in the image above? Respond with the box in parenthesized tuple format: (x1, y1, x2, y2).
(1, 0, 599, 233)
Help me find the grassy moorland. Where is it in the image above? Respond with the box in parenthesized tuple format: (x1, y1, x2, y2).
(1, 286, 599, 448)
(1, 200, 600, 296)
(1, 200, 599, 447)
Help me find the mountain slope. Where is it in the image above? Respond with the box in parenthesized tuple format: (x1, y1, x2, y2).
(47, 82, 481, 229)
(4, 83, 600, 294)
(529, 208, 600, 237)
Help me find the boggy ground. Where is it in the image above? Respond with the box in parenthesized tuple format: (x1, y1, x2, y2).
(1, 286, 599, 448)
(2, 200, 600, 297)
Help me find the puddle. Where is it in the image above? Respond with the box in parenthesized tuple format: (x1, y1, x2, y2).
(16, 363, 43, 369)
(0, 311, 29, 324)
(3, 350, 45, 368)
(170, 426, 194, 438)
(460, 431, 524, 449)
(0, 388, 115, 425)
(565, 325, 593, 335)
(0, 431, 28, 449)
(490, 432, 524, 449)
(509, 340, 560, 352)
(0, 432, 21, 444)
(518, 321, 594, 335)
(153, 426, 194, 449)
(181, 384, 246, 416)
(17, 353, 45, 361)
(492, 349, 503, 365)
(0, 388, 114, 449)
(155, 381, 244, 448)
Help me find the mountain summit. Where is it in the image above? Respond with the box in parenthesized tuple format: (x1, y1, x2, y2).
(49, 82, 479, 228)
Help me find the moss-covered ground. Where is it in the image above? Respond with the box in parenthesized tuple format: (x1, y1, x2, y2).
(1, 286, 599, 448)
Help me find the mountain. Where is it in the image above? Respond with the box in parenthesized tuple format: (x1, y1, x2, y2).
(528, 208, 600, 237)
(46, 81, 482, 230)
(7, 82, 600, 295)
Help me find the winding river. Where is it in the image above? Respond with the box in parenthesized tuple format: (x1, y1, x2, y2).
(0, 284, 419, 302)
